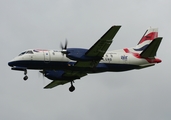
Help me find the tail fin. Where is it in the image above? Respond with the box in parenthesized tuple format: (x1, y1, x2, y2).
(134, 27, 158, 51)
(140, 37, 162, 58)
(138, 28, 158, 45)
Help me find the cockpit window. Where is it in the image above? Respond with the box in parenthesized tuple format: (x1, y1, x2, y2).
(18, 52, 26, 56)
(26, 50, 33, 54)
(18, 50, 33, 56)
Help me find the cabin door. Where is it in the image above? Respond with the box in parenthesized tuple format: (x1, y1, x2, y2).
(43, 51, 50, 62)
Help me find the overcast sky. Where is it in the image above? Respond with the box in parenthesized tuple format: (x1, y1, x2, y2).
(1, 0, 171, 120)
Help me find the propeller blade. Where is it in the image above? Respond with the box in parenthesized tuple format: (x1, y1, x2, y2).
(39, 70, 44, 74)
(60, 39, 68, 55)
(38, 71, 45, 85)
(60, 42, 64, 50)
(64, 39, 68, 49)
(39, 70, 45, 76)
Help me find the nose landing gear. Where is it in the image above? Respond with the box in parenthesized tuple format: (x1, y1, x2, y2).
(69, 81, 75, 92)
(11, 67, 28, 81)
(23, 70, 28, 81)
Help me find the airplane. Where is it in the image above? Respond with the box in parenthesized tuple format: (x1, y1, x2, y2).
(8, 25, 163, 92)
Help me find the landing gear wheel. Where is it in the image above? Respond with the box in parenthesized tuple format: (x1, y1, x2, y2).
(69, 85, 75, 92)
(23, 70, 28, 81)
(23, 75, 28, 81)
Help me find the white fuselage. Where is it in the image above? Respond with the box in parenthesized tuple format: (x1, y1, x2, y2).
(9, 48, 160, 72)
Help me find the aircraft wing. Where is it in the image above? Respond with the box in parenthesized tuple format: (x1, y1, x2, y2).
(75, 25, 121, 67)
(44, 70, 87, 89)
(85, 25, 121, 57)
(44, 80, 70, 89)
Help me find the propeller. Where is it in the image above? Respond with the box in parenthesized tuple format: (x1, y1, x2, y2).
(60, 39, 68, 55)
(39, 70, 47, 80)
(39, 70, 45, 76)
(39, 70, 46, 85)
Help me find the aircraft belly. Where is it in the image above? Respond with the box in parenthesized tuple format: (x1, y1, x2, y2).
(13, 60, 69, 70)
(102, 63, 139, 72)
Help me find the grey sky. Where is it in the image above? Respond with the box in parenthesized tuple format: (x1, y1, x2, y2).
(1, 0, 171, 120)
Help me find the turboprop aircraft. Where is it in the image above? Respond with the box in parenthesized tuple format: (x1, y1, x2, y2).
(8, 25, 162, 92)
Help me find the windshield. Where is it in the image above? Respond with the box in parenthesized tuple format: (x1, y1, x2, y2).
(18, 52, 26, 56)
(26, 50, 33, 54)
(18, 50, 33, 56)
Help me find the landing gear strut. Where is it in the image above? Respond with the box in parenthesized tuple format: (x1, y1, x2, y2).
(23, 70, 28, 80)
(69, 81, 75, 92)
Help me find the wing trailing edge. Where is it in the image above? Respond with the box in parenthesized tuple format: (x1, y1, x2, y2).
(44, 80, 70, 89)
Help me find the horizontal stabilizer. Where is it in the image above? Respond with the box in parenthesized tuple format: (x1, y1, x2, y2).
(140, 37, 162, 58)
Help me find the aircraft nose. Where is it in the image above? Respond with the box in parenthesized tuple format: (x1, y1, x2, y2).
(8, 60, 16, 67)
(8, 61, 13, 67)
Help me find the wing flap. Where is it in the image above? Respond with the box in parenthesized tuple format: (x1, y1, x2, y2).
(44, 80, 70, 89)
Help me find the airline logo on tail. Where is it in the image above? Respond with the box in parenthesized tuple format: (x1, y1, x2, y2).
(138, 28, 158, 44)
(134, 28, 158, 51)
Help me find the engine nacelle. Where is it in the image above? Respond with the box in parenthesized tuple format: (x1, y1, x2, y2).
(44, 70, 64, 80)
(44, 70, 79, 81)
(66, 48, 101, 61)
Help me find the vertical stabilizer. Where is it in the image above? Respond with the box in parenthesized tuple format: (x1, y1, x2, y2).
(138, 28, 158, 45)
(134, 28, 158, 51)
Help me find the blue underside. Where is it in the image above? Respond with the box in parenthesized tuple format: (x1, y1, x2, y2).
(8, 60, 140, 73)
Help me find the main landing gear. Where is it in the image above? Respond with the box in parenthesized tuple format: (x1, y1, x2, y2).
(23, 70, 28, 81)
(69, 81, 75, 92)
